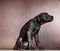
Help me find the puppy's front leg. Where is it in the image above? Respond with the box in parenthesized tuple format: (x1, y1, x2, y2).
(34, 34, 40, 46)
(34, 34, 44, 49)
(27, 31, 32, 50)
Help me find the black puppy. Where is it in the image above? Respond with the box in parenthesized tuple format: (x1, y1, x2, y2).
(13, 12, 53, 50)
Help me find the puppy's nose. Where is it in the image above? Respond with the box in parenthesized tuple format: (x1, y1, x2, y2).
(51, 16, 53, 17)
(51, 16, 53, 18)
(51, 16, 54, 20)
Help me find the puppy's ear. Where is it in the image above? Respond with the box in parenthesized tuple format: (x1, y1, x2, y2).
(34, 15, 41, 23)
(37, 16, 41, 22)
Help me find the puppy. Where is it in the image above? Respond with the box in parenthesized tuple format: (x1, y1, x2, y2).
(13, 12, 53, 50)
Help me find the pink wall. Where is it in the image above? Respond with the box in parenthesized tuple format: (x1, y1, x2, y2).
(0, 0, 60, 49)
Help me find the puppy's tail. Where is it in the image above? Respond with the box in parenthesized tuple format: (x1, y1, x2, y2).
(13, 37, 23, 50)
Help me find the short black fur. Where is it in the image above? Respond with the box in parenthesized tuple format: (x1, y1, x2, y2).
(13, 12, 53, 50)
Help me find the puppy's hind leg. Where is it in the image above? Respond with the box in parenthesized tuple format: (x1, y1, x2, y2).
(13, 37, 23, 50)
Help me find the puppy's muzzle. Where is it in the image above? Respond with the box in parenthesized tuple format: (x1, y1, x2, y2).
(47, 16, 53, 22)
(49, 16, 53, 22)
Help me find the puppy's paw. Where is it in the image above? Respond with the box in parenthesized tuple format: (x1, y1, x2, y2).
(25, 47, 35, 50)
(38, 46, 44, 50)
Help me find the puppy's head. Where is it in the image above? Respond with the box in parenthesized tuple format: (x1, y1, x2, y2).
(37, 13, 53, 24)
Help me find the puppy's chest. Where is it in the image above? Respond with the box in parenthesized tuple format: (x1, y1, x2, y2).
(32, 23, 40, 34)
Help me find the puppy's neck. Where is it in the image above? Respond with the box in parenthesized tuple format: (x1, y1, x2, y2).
(34, 16, 43, 25)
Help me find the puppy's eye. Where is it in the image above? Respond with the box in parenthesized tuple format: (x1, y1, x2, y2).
(46, 15, 49, 18)
(46, 16, 48, 18)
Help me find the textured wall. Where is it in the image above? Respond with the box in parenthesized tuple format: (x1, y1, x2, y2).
(0, 0, 60, 49)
